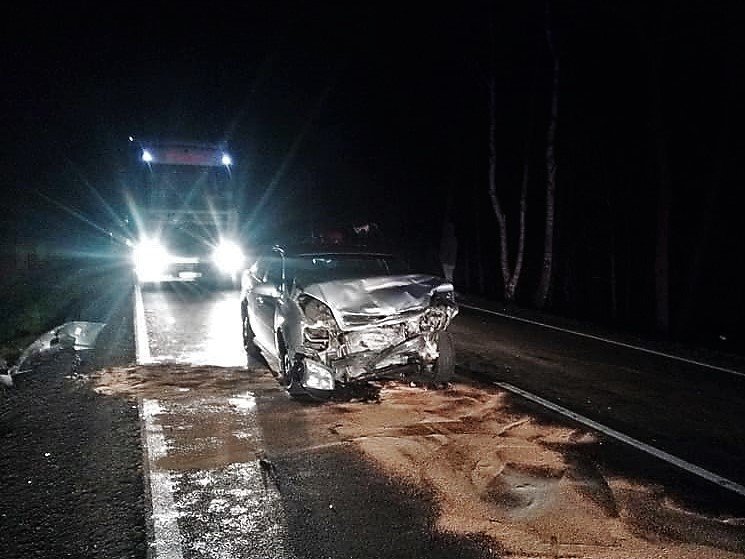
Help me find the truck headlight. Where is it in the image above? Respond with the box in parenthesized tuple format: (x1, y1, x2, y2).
(133, 239, 169, 280)
(212, 240, 244, 274)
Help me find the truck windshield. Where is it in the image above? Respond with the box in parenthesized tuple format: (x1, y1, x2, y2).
(146, 165, 232, 210)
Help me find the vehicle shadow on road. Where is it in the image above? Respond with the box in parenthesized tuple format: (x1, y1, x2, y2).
(304, 377, 454, 405)
(327, 381, 382, 403)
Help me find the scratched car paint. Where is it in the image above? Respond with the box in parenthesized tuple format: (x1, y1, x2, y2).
(240, 246, 458, 398)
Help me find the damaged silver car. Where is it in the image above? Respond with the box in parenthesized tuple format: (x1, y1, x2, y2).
(240, 245, 458, 398)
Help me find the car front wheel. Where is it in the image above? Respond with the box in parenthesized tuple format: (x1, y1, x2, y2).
(431, 331, 455, 385)
(276, 336, 307, 398)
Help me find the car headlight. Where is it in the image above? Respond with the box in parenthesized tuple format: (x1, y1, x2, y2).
(302, 359, 335, 391)
(298, 295, 339, 349)
(299, 295, 335, 324)
(212, 240, 244, 274)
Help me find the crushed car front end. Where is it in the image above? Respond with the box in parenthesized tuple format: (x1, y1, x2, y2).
(284, 275, 459, 393)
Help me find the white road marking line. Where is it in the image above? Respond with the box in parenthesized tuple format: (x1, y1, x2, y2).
(494, 381, 745, 498)
(156, 395, 296, 558)
(134, 283, 152, 365)
(142, 399, 185, 559)
(461, 303, 745, 378)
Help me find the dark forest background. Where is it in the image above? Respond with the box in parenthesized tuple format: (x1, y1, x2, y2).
(1, 1, 744, 349)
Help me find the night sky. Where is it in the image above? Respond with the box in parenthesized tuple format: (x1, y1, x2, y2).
(2, 2, 474, 236)
(3, 1, 745, 343)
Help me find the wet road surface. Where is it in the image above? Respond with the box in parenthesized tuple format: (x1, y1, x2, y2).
(140, 286, 248, 367)
(121, 284, 745, 558)
(452, 306, 745, 487)
(131, 285, 502, 558)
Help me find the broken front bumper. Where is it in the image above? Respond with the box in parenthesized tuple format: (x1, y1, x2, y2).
(296, 330, 444, 391)
(292, 299, 458, 392)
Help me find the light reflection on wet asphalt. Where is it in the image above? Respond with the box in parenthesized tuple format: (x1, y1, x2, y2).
(142, 286, 248, 367)
(138, 285, 294, 558)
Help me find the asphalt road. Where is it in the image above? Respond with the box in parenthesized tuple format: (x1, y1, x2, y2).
(0, 273, 143, 559)
(140, 285, 248, 367)
(451, 307, 745, 488)
(133, 285, 496, 558)
(129, 285, 745, 558)
(3, 282, 745, 558)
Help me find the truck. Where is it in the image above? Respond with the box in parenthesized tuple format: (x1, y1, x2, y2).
(125, 139, 245, 287)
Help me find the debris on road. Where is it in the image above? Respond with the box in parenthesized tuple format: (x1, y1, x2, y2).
(7, 321, 105, 379)
(1, 357, 11, 387)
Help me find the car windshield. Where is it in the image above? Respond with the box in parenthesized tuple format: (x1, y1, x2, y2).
(287, 253, 409, 287)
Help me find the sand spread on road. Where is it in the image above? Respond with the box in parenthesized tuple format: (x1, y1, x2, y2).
(315, 383, 745, 558)
(91, 365, 745, 558)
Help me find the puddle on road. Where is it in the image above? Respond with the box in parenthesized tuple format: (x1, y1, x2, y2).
(90, 366, 745, 558)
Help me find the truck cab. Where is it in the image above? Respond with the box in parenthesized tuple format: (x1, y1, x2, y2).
(126, 140, 244, 287)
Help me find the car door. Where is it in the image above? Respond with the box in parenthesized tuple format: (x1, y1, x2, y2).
(245, 256, 271, 351)
(251, 255, 283, 353)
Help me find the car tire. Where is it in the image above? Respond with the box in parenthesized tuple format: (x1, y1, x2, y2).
(431, 331, 455, 385)
(279, 342, 311, 400)
(241, 301, 261, 358)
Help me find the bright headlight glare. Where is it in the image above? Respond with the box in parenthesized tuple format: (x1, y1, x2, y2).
(212, 240, 244, 274)
(133, 239, 169, 279)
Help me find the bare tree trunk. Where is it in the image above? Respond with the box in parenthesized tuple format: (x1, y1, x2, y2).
(654, 171, 671, 333)
(463, 241, 471, 293)
(477, 250, 485, 295)
(488, 76, 529, 303)
(678, 169, 720, 333)
(610, 220, 618, 321)
(640, 1, 676, 334)
(488, 76, 512, 292)
(677, 97, 730, 334)
(505, 151, 529, 300)
(535, 0, 559, 309)
(622, 208, 632, 321)
(473, 185, 486, 295)
(604, 181, 618, 321)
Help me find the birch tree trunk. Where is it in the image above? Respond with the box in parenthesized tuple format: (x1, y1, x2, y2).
(505, 150, 529, 301)
(488, 76, 512, 291)
(487, 76, 529, 303)
(473, 184, 486, 295)
(654, 163, 671, 334)
(534, 0, 559, 309)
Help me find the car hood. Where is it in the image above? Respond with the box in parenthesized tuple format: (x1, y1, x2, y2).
(302, 274, 451, 329)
